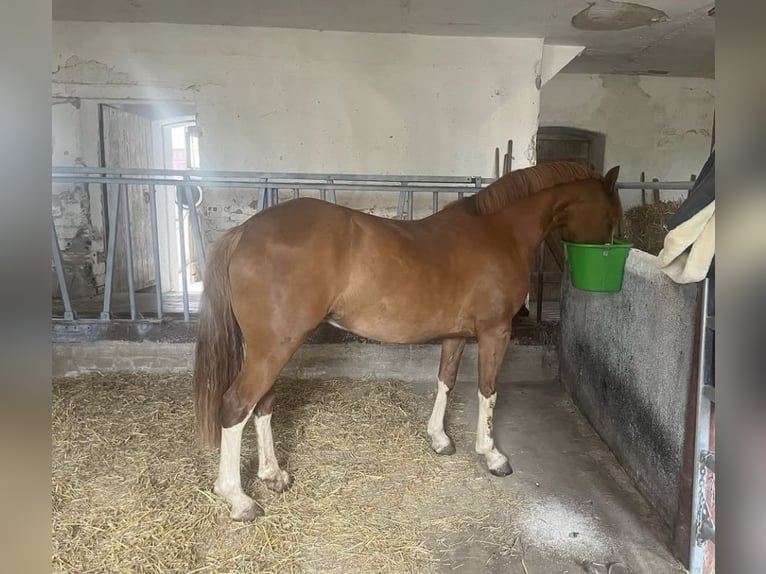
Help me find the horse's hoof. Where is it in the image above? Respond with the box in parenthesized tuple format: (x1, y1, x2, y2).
(434, 441, 456, 456)
(489, 461, 514, 477)
(261, 470, 292, 493)
(230, 500, 263, 522)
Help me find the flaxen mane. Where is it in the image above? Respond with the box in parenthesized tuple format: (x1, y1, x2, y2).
(467, 162, 600, 215)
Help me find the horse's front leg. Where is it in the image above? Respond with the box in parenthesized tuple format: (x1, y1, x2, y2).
(427, 337, 466, 455)
(475, 325, 513, 476)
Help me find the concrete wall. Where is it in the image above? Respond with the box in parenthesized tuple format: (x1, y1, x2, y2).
(540, 74, 714, 210)
(52, 22, 545, 242)
(53, 341, 558, 383)
(559, 249, 699, 527)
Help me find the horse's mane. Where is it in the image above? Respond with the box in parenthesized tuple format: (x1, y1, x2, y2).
(446, 162, 601, 216)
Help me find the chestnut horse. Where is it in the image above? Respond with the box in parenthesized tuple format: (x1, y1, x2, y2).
(194, 162, 623, 521)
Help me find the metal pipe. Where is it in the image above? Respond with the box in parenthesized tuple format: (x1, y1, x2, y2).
(52, 175, 492, 194)
(408, 190, 414, 220)
(536, 243, 545, 323)
(53, 165, 490, 185)
(257, 188, 267, 211)
(177, 190, 190, 321)
(120, 184, 138, 320)
(51, 219, 75, 320)
(100, 185, 121, 320)
(432, 191, 438, 214)
(184, 185, 207, 275)
(148, 184, 163, 320)
(688, 278, 712, 572)
(618, 181, 695, 190)
(326, 179, 337, 204)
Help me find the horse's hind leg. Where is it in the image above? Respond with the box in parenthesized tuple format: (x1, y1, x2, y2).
(253, 389, 291, 493)
(427, 337, 466, 455)
(214, 334, 307, 521)
(213, 358, 261, 521)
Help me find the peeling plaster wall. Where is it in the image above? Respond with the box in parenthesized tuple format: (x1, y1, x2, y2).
(52, 99, 105, 297)
(53, 21, 544, 242)
(540, 74, 714, 209)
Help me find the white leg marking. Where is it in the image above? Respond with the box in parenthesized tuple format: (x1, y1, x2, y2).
(524, 292, 530, 308)
(475, 391, 512, 475)
(255, 413, 291, 492)
(213, 409, 260, 521)
(427, 380, 454, 454)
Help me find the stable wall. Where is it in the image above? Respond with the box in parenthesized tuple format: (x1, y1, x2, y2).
(53, 21, 545, 242)
(52, 100, 106, 297)
(559, 249, 699, 528)
(540, 74, 714, 209)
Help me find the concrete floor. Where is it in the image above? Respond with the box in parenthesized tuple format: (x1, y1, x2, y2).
(427, 377, 686, 574)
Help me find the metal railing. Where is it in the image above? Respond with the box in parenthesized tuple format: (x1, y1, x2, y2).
(52, 167, 491, 324)
(51, 167, 697, 328)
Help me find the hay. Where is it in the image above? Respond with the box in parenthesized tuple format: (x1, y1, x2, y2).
(622, 200, 683, 255)
(52, 373, 520, 573)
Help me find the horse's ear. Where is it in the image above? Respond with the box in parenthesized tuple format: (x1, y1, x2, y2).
(603, 166, 620, 193)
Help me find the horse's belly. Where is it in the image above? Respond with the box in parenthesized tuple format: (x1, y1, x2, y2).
(326, 308, 471, 344)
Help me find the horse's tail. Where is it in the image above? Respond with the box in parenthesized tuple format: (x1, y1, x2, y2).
(193, 225, 246, 449)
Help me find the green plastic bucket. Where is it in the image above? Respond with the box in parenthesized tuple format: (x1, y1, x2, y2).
(562, 238, 633, 292)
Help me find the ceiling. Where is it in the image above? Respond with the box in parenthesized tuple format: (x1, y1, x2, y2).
(52, 0, 715, 78)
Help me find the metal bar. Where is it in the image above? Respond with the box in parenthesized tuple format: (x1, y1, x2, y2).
(57, 173, 692, 194)
(271, 187, 278, 206)
(396, 190, 405, 220)
(257, 188, 267, 211)
(97, 105, 112, 242)
(53, 165, 490, 185)
(54, 165, 694, 191)
(408, 190, 414, 220)
(51, 219, 75, 320)
(184, 185, 206, 276)
(689, 278, 712, 572)
(536, 242, 545, 323)
(100, 185, 121, 320)
(294, 187, 300, 199)
(177, 191, 190, 322)
(52, 176, 492, 194)
(618, 181, 695, 190)
(148, 185, 163, 320)
(702, 384, 715, 403)
(432, 191, 438, 214)
(120, 184, 137, 321)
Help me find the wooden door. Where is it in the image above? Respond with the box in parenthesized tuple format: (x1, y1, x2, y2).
(534, 127, 606, 301)
(101, 104, 155, 293)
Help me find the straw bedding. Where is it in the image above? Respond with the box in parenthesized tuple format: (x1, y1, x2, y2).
(52, 373, 519, 573)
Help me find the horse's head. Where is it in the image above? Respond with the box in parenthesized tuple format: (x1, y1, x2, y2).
(555, 165, 623, 244)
